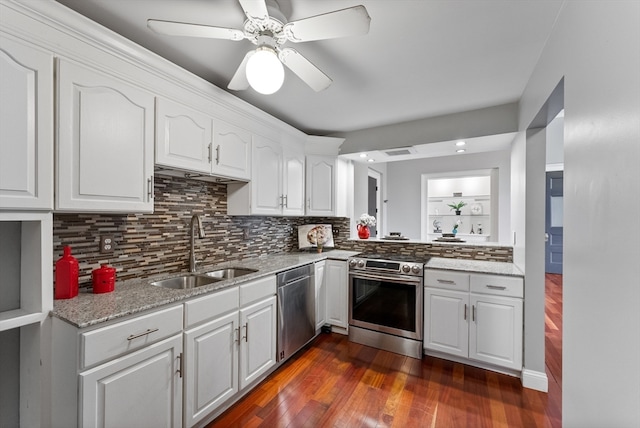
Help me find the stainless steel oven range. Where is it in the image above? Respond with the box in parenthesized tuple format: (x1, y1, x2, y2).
(348, 254, 426, 359)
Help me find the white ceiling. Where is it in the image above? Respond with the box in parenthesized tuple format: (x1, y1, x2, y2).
(53, 0, 563, 138)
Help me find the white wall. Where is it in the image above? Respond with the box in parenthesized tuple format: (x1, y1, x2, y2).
(386, 150, 511, 242)
(350, 161, 387, 237)
(518, 1, 640, 426)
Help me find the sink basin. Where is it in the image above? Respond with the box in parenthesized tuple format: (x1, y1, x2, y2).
(202, 267, 257, 280)
(151, 274, 219, 289)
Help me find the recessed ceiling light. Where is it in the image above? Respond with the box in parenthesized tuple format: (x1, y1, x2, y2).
(456, 149, 466, 153)
(456, 141, 466, 146)
(367, 158, 375, 162)
(359, 153, 368, 158)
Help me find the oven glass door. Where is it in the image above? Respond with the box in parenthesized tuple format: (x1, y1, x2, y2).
(349, 272, 423, 340)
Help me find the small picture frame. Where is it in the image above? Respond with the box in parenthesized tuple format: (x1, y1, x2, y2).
(453, 192, 462, 197)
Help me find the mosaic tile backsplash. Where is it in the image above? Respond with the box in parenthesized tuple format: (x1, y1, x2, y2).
(53, 175, 349, 287)
(53, 175, 512, 287)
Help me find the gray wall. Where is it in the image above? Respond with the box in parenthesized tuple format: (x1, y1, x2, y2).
(386, 150, 511, 242)
(517, 1, 640, 425)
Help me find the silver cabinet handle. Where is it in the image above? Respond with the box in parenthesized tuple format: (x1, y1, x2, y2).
(208, 143, 213, 163)
(127, 328, 159, 341)
(147, 176, 154, 200)
(234, 327, 240, 344)
(242, 324, 248, 342)
(486, 285, 507, 290)
(283, 195, 288, 208)
(464, 304, 467, 321)
(215, 145, 220, 164)
(437, 279, 455, 284)
(279, 195, 284, 207)
(177, 352, 183, 378)
(472, 305, 476, 322)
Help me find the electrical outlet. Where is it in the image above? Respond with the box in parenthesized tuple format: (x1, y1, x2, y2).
(333, 228, 340, 236)
(100, 235, 114, 253)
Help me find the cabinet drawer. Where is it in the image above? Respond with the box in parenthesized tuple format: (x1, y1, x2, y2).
(81, 305, 183, 368)
(240, 275, 277, 307)
(424, 270, 470, 292)
(184, 286, 239, 328)
(470, 274, 523, 298)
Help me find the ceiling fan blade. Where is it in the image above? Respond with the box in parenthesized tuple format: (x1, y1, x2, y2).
(278, 48, 332, 92)
(283, 5, 371, 42)
(227, 51, 254, 91)
(147, 19, 245, 40)
(238, 0, 269, 23)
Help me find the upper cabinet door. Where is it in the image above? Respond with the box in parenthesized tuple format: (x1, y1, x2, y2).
(57, 59, 154, 213)
(0, 37, 53, 210)
(213, 119, 251, 180)
(282, 148, 305, 216)
(155, 97, 212, 174)
(251, 136, 282, 215)
(306, 155, 335, 216)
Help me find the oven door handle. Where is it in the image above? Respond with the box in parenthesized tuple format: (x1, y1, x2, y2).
(349, 271, 422, 284)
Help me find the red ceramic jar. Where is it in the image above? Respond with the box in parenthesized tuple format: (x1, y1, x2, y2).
(92, 265, 116, 294)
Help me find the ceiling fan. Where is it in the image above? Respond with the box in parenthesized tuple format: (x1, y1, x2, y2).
(147, 0, 371, 94)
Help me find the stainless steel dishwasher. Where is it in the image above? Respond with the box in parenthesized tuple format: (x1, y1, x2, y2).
(277, 264, 315, 361)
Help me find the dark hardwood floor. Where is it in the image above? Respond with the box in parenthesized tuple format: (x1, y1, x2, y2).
(208, 274, 563, 427)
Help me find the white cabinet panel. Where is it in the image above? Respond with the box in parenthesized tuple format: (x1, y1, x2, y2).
(80, 334, 182, 428)
(306, 156, 335, 216)
(424, 288, 469, 358)
(314, 260, 327, 330)
(239, 296, 277, 389)
(0, 37, 53, 210)
(57, 59, 154, 213)
(325, 260, 348, 330)
(251, 136, 282, 215)
(282, 149, 305, 215)
(156, 97, 212, 173)
(213, 119, 251, 180)
(184, 311, 238, 427)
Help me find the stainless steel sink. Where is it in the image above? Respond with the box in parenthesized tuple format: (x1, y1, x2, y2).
(201, 267, 257, 280)
(151, 274, 220, 289)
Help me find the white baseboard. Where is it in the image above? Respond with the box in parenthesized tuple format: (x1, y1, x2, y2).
(521, 369, 548, 392)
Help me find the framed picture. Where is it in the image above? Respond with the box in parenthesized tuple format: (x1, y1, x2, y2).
(298, 224, 334, 249)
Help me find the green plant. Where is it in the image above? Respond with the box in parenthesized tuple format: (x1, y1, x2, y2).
(447, 201, 467, 211)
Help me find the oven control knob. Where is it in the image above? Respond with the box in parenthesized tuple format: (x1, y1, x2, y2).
(411, 265, 422, 274)
(357, 260, 365, 268)
(349, 259, 357, 268)
(402, 264, 411, 273)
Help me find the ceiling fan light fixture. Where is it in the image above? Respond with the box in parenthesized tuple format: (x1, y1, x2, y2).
(246, 45, 284, 94)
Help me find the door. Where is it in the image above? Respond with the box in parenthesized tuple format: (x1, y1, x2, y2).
(306, 156, 335, 216)
(184, 312, 239, 427)
(315, 261, 327, 330)
(424, 288, 469, 358)
(469, 294, 523, 370)
(367, 172, 379, 237)
(57, 59, 154, 213)
(325, 260, 348, 329)
(239, 296, 276, 389)
(282, 149, 305, 215)
(80, 334, 182, 428)
(0, 37, 53, 210)
(251, 137, 282, 215)
(155, 97, 212, 174)
(213, 119, 251, 180)
(545, 171, 564, 273)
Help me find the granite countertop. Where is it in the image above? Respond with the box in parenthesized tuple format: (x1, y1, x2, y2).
(425, 257, 524, 277)
(52, 249, 359, 329)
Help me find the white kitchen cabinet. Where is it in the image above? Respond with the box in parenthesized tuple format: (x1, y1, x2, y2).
(56, 59, 155, 213)
(52, 304, 184, 428)
(314, 260, 327, 330)
(213, 119, 251, 180)
(155, 97, 212, 174)
(325, 259, 348, 333)
(80, 334, 183, 428)
(306, 155, 335, 216)
(424, 270, 523, 372)
(227, 136, 305, 216)
(239, 295, 277, 389)
(0, 36, 53, 210)
(184, 310, 239, 427)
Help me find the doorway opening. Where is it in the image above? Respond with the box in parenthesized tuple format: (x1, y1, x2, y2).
(367, 169, 381, 237)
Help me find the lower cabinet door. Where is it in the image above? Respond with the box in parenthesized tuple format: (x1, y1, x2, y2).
(239, 296, 277, 390)
(184, 311, 239, 427)
(79, 334, 182, 428)
(469, 294, 523, 370)
(424, 288, 469, 358)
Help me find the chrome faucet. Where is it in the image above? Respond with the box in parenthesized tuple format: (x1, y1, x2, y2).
(189, 214, 205, 273)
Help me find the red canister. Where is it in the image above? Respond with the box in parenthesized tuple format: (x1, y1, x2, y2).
(92, 265, 116, 294)
(55, 246, 79, 299)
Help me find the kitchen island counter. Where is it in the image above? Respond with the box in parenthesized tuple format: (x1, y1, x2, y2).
(52, 250, 359, 328)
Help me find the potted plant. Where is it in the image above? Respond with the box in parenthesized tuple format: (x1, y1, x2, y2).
(447, 201, 467, 215)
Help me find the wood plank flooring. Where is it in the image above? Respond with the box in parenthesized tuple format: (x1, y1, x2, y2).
(208, 274, 563, 427)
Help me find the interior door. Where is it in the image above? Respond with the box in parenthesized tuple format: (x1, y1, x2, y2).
(545, 171, 563, 273)
(367, 175, 378, 237)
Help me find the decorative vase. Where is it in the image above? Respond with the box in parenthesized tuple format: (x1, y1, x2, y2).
(452, 227, 458, 235)
(357, 224, 370, 239)
(455, 210, 461, 215)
